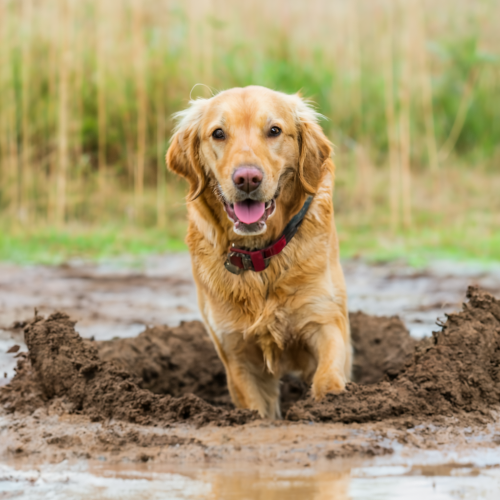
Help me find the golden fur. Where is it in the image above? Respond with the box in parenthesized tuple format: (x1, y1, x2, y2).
(166, 86, 351, 419)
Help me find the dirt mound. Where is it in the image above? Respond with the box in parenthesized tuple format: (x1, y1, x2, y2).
(1, 312, 255, 426)
(287, 287, 500, 423)
(95, 321, 231, 407)
(0, 309, 416, 425)
(350, 312, 416, 384)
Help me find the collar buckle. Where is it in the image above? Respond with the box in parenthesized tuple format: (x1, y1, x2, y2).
(224, 251, 248, 275)
(224, 257, 244, 275)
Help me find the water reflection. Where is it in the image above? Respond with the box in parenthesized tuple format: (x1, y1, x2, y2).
(1, 461, 500, 499)
(204, 470, 351, 500)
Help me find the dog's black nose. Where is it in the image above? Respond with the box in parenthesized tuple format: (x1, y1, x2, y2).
(233, 167, 263, 193)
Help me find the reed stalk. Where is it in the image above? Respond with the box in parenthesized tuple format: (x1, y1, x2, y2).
(20, 0, 33, 222)
(348, 0, 363, 140)
(355, 145, 374, 214)
(438, 67, 480, 163)
(1, 2, 19, 217)
(398, 0, 413, 230)
(46, 0, 59, 223)
(96, 0, 107, 180)
(157, 110, 166, 229)
(413, 0, 440, 211)
(55, 0, 71, 226)
(0, 0, 7, 202)
(414, 0, 439, 175)
(383, 0, 400, 232)
(156, 3, 167, 229)
(132, 0, 147, 220)
(70, 0, 84, 222)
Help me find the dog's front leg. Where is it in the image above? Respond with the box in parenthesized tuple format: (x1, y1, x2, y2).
(225, 355, 281, 420)
(310, 321, 348, 400)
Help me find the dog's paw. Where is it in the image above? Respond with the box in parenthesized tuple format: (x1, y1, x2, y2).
(312, 370, 346, 400)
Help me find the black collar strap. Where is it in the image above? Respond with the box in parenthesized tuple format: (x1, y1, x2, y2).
(224, 196, 314, 275)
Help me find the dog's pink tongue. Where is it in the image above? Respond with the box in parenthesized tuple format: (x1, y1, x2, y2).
(234, 200, 265, 224)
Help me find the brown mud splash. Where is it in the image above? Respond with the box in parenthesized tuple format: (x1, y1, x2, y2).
(287, 287, 500, 423)
(96, 321, 231, 407)
(350, 311, 416, 385)
(2, 287, 500, 428)
(1, 313, 255, 426)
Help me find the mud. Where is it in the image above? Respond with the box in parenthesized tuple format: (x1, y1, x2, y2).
(94, 312, 413, 413)
(3, 287, 500, 433)
(96, 321, 231, 407)
(287, 287, 500, 425)
(1, 313, 255, 427)
(1, 307, 416, 426)
(349, 312, 416, 385)
(2, 286, 500, 473)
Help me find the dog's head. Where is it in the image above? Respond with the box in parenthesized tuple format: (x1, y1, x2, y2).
(167, 86, 332, 237)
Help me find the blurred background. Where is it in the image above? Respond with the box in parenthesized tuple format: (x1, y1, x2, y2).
(0, 0, 499, 264)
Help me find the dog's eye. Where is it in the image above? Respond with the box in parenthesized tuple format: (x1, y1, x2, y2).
(269, 126, 281, 137)
(212, 128, 225, 140)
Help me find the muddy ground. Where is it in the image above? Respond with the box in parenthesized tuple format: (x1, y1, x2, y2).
(2, 257, 500, 472)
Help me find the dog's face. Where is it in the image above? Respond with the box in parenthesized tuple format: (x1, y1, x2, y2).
(199, 88, 298, 235)
(167, 86, 331, 237)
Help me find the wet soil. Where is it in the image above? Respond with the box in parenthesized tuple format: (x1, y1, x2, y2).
(96, 321, 231, 408)
(95, 312, 413, 414)
(287, 287, 500, 425)
(2, 313, 255, 427)
(2, 287, 500, 433)
(1, 300, 417, 426)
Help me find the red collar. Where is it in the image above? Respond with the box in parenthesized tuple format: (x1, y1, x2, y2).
(224, 196, 313, 275)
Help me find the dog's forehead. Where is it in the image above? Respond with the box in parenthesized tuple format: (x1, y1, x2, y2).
(203, 87, 293, 129)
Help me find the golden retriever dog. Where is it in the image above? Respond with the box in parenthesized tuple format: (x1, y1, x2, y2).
(166, 86, 351, 419)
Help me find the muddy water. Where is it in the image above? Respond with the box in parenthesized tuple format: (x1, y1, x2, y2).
(2, 255, 500, 335)
(2, 460, 500, 499)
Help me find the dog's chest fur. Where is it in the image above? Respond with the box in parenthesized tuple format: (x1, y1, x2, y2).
(196, 235, 337, 373)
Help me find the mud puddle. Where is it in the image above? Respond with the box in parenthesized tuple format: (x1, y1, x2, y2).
(2, 459, 500, 499)
(1, 255, 499, 340)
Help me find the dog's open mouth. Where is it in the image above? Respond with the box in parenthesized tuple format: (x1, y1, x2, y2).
(224, 199, 276, 234)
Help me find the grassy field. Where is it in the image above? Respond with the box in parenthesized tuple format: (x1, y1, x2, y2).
(0, 0, 499, 265)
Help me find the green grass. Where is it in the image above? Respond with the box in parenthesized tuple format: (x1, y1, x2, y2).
(1, 220, 499, 268)
(338, 224, 500, 267)
(0, 225, 186, 265)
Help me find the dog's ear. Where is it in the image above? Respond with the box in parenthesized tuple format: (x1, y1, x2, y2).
(294, 96, 332, 194)
(166, 100, 208, 201)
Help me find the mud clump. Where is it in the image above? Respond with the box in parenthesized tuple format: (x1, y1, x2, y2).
(96, 321, 231, 407)
(350, 312, 416, 385)
(0, 353, 45, 415)
(1, 313, 256, 426)
(287, 287, 500, 423)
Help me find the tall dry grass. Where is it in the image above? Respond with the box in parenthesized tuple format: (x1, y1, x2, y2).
(0, 0, 499, 238)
